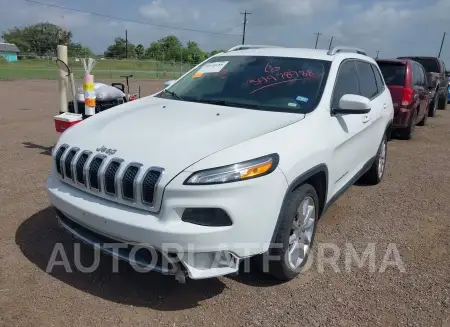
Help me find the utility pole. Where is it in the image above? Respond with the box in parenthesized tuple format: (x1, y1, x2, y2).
(376, 50, 380, 59)
(180, 47, 183, 77)
(328, 36, 334, 50)
(438, 32, 446, 58)
(241, 10, 251, 45)
(314, 32, 322, 49)
(125, 29, 128, 59)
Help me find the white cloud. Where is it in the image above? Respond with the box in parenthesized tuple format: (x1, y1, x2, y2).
(229, 0, 338, 27)
(192, 9, 200, 21)
(139, 0, 170, 19)
(4, 0, 91, 29)
(322, 0, 450, 57)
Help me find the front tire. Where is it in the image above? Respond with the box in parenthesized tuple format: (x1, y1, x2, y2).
(359, 134, 387, 185)
(268, 184, 319, 281)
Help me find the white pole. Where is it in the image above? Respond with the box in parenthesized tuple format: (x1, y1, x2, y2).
(57, 45, 68, 113)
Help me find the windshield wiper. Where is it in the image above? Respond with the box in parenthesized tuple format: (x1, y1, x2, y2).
(189, 99, 262, 110)
(163, 89, 183, 100)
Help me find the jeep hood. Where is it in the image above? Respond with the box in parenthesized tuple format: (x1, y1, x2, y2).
(60, 97, 304, 177)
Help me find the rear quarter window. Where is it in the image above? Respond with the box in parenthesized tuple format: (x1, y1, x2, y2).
(355, 61, 378, 99)
(372, 64, 385, 92)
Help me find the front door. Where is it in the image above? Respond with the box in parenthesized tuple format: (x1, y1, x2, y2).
(354, 60, 385, 160)
(328, 60, 371, 197)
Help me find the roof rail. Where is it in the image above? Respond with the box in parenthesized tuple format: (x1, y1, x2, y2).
(227, 44, 281, 52)
(327, 46, 367, 56)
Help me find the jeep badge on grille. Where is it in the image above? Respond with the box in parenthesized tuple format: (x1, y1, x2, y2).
(96, 146, 117, 155)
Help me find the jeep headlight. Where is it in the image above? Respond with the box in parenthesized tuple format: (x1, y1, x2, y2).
(184, 154, 279, 185)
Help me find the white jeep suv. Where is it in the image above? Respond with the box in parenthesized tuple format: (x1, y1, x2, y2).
(47, 46, 394, 282)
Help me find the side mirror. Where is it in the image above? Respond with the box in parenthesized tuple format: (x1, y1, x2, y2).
(333, 94, 371, 115)
(164, 80, 176, 88)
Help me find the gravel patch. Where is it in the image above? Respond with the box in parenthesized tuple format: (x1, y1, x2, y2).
(0, 80, 449, 327)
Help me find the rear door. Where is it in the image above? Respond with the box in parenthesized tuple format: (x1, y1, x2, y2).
(411, 62, 423, 123)
(439, 59, 447, 93)
(415, 63, 428, 119)
(372, 63, 394, 130)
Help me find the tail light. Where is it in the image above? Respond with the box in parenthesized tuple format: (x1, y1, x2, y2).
(401, 88, 414, 106)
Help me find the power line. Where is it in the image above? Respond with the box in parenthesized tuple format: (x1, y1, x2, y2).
(241, 10, 251, 45)
(314, 32, 322, 49)
(438, 32, 446, 58)
(219, 23, 244, 34)
(24, 0, 241, 36)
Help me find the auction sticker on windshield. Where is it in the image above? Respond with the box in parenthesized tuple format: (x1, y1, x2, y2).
(193, 61, 229, 78)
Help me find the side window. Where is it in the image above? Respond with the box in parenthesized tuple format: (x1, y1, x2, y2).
(422, 66, 428, 86)
(414, 63, 423, 86)
(415, 63, 420, 85)
(355, 61, 378, 99)
(372, 64, 385, 93)
(419, 65, 425, 86)
(332, 60, 359, 109)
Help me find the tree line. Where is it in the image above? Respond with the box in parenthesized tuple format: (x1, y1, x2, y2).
(1, 23, 226, 64)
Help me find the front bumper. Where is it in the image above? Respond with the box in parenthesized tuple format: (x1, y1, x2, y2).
(47, 168, 288, 279)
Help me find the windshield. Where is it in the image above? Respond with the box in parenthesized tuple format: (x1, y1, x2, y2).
(378, 62, 406, 86)
(158, 55, 331, 113)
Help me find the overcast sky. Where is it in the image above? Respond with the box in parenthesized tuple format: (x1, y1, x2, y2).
(1, 0, 450, 65)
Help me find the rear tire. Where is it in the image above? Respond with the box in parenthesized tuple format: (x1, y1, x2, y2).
(358, 134, 387, 185)
(417, 110, 427, 126)
(428, 94, 437, 117)
(397, 111, 416, 140)
(438, 92, 447, 110)
(267, 184, 319, 281)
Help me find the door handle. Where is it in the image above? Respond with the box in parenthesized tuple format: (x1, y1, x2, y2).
(362, 114, 370, 123)
(383, 103, 387, 109)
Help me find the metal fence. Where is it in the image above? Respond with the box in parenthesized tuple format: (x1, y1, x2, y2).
(0, 54, 197, 82)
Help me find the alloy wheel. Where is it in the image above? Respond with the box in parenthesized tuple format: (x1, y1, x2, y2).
(378, 138, 387, 179)
(287, 196, 316, 270)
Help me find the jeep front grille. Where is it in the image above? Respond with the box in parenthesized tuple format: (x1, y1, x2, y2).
(142, 170, 162, 205)
(54, 144, 164, 211)
(64, 148, 78, 180)
(75, 152, 90, 185)
(104, 160, 121, 195)
(88, 156, 105, 190)
(55, 144, 68, 177)
(122, 165, 140, 201)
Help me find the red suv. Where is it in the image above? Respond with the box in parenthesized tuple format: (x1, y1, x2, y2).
(376, 59, 431, 140)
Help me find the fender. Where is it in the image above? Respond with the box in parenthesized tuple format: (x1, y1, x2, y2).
(270, 164, 329, 244)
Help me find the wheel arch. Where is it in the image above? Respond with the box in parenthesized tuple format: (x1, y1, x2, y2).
(386, 119, 393, 141)
(270, 164, 329, 244)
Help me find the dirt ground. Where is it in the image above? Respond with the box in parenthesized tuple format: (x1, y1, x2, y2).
(0, 79, 449, 327)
